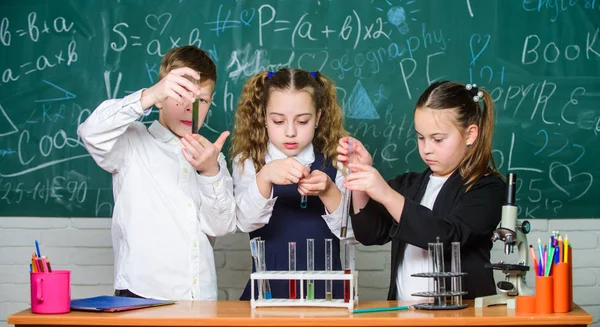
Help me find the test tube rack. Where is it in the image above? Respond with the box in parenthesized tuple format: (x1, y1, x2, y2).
(250, 270, 359, 311)
(410, 271, 468, 310)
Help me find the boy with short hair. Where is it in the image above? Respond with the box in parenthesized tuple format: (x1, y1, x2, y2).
(78, 45, 235, 300)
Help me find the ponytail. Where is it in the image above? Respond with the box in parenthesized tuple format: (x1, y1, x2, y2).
(416, 81, 499, 191)
(460, 88, 499, 190)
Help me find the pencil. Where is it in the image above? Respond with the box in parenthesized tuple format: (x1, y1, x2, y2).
(353, 305, 411, 314)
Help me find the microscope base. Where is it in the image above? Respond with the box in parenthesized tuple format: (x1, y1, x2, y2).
(474, 293, 516, 310)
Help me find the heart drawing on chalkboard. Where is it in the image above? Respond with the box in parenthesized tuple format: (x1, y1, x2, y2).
(145, 13, 172, 35)
(240, 9, 255, 26)
(469, 33, 490, 66)
(549, 162, 593, 202)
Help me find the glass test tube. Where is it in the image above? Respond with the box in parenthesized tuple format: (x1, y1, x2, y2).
(258, 240, 272, 299)
(340, 138, 354, 238)
(191, 72, 201, 133)
(432, 237, 446, 307)
(325, 239, 333, 301)
(300, 195, 307, 208)
(427, 242, 435, 294)
(289, 242, 297, 299)
(343, 240, 356, 303)
(250, 238, 264, 299)
(451, 242, 462, 305)
(306, 238, 315, 300)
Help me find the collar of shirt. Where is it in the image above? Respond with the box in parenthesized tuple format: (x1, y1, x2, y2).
(148, 120, 179, 143)
(265, 141, 315, 167)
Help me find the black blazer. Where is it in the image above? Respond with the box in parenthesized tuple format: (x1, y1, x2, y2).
(351, 169, 505, 300)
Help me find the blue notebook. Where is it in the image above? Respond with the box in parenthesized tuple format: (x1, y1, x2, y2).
(70, 296, 175, 312)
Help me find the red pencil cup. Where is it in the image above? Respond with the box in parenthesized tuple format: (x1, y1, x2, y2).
(553, 263, 570, 313)
(30, 270, 71, 314)
(516, 295, 536, 314)
(535, 275, 553, 314)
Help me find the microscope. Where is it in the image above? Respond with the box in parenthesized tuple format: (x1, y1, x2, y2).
(475, 173, 534, 309)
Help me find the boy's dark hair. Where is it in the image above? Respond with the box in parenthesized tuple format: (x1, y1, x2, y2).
(159, 46, 216, 84)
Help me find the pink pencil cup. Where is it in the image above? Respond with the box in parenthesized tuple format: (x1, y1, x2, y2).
(30, 270, 71, 314)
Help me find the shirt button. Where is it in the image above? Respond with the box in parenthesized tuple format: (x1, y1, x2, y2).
(188, 203, 193, 208)
(193, 279, 197, 285)
(193, 242, 198, 248)
(215, 180, 222, 188)
(183, 168, 189, 174)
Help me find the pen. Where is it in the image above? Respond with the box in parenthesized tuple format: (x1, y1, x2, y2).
(353, 305, 411, 314)
(35, 240, 41, 257)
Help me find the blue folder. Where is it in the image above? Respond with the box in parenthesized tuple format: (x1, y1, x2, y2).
(70, 296, 175, 312)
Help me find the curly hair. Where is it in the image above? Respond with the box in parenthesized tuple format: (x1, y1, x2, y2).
(230, 68, 348, 172)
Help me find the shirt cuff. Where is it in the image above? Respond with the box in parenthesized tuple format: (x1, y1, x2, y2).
(124, 89, 146, 116)
(248, 177, 276, 209)
(197, 165, 225, 193)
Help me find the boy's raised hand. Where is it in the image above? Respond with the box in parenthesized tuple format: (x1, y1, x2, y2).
(336, 137, 373, 167)
(260, 158, 310, 185)
(298, 170, 333, 196)
(181, 131, 230, 176)
(141, 67, 201, 109)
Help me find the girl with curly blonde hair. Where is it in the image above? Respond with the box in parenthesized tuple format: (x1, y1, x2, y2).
(231, 68, 351, 301)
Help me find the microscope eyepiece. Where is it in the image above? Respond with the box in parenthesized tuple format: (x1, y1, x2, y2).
(505, 173, 516, 205)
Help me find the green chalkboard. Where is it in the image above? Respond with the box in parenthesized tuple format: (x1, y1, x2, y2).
(0, 0, 599, 218)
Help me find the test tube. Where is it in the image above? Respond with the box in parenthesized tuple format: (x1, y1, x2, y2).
(250, 238, 264, 299)
(343, 240, 356, 303)
(325, 238, 333, 301)
(433, 237, 446, 307)
(191, 72, 200, 133)
(306, 238, 315, 300)
(340, 139, 354, 238)
(289, 242, 297, 299)
(451, 242, 462, 305)
(300, 195, 307, 208)
(427, 242, 435, 293)
(192, 98, 199, 133)
(258, 240, 272, 299)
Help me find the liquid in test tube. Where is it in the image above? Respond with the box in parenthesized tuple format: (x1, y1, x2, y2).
(306, 238, 315, 300)
(325, 238, 333, 301)
(289, 242, 297, 299)
(300, 195, 307, 208)
(191, 72, 201, 133)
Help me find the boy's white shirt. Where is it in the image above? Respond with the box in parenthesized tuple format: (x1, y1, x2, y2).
(232, 141, 354, 239)
(77, 89, 236, 301)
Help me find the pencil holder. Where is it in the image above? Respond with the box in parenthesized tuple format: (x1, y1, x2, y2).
(552, 263, 569, 313)
(535, 275, 553, 314)
(30, 270, 71, 314)
(516, 295, 536, 314)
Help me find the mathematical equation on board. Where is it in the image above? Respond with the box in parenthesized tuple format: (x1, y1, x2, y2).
(0, 0, 599, 217)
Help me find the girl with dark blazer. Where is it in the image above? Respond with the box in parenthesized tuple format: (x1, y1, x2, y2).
(337, 81, 505, 300)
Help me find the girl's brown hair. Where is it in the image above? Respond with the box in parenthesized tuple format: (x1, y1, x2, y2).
(230, 68, 348, 172)
(415, 81, 499, 190)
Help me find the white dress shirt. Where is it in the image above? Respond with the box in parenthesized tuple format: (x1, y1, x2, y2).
(397, 175, 448, 300)
(232, 142, 353, 239)
(77, 89, 236, 300)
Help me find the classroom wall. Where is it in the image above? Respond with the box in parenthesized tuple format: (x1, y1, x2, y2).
(0, 218, 599, 326)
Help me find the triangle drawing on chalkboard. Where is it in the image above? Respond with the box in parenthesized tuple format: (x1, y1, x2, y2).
(344, 80, 380, 120)
(0, 104, 18, 138)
